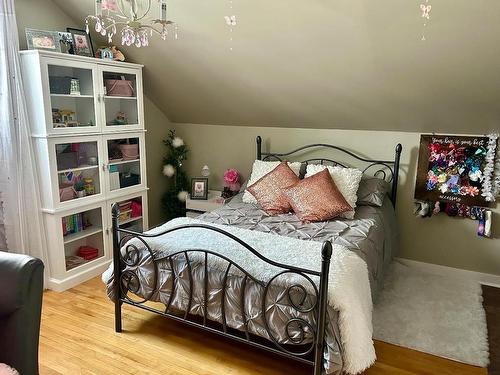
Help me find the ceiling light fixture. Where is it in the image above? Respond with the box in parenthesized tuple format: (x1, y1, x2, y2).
(85, 0, 174, 48)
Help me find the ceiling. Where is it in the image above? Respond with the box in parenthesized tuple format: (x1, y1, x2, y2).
(51, 0, 500, 133)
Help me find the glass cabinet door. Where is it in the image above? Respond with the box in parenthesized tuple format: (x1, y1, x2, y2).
(46, 60, 99, 133)
(54, 139, 102, 205)
(101, 68, 142, 131)
(105, 135, 143, 193)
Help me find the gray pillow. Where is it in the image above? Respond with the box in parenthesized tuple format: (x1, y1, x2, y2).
(356, 176, 390, 207)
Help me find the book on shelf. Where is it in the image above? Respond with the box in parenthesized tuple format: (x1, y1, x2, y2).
(62, 212, 90, 236)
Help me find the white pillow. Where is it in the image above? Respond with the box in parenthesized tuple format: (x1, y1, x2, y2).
(243, 160, 302, 204)
(305, 164, 363, 219)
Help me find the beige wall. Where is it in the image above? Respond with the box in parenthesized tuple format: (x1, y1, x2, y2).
(144, 97, 172, 226)
(51, 0, 500, 134)
(15, 0, 78, 50)
(174, 123, 500, 276)
(14, 0, 500, 274)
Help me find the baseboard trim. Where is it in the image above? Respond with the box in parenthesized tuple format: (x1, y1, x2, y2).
(395, 257, 500, 288)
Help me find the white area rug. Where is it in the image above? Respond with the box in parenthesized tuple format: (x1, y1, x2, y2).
(373, 261, 489, 367)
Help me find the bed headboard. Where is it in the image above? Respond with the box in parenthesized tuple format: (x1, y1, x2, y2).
(256, 136, 403, 207)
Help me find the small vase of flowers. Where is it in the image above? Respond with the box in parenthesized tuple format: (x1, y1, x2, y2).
(222, 168, 241, 199)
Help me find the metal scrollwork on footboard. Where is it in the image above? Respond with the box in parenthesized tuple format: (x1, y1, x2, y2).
(111, 204, 332, 375)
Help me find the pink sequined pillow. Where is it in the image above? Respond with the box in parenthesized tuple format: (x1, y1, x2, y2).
(247, 161, 300, 214)
(283, 169, 352, 223)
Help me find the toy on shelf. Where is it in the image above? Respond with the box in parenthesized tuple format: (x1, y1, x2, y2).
(96, 45, 125, 61)
(74, 180, 86, 198)
(111, 111, 128, 125)
(83, 177, 95, 195)
(59, 109, 78, 127)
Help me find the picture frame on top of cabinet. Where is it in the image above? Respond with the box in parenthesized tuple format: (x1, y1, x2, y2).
(58, 31, 74, 54)
(26, 28, 62, 53)
(67, 28, 94, 57)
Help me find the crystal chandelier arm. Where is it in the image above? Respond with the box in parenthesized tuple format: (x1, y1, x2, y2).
(133, 0, 153, 22)
(115, 0, 129, 19)
(104, 21, 128, 30)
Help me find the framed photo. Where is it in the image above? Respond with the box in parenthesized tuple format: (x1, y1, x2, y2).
(190, 178, 208, 200)
(26, 28, 61, 52)
(67, 28, 94, 57)
(58, 31, 74, 54)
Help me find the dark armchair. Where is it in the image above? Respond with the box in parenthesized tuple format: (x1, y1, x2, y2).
(0, 251, 44, 375)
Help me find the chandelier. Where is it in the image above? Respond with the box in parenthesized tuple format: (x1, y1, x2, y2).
(85, 0, 174, 48)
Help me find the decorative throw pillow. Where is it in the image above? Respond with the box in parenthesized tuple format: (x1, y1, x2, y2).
(356, 176, 390, 207)
(305, 164, 363, 219)
(246, 161, 300, 214)
(242, 160, 302, 204)
(283, 169, 352, 223)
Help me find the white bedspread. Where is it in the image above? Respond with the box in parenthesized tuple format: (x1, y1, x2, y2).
(105, 217, 375, 373)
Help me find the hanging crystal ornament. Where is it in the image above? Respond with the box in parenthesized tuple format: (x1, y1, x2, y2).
(420, 0, 432, 41)
(224, 0, 237, 51)
(85, 0, 175, 48)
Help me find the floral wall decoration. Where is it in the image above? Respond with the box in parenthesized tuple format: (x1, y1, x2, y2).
(414, 134, 498, 206)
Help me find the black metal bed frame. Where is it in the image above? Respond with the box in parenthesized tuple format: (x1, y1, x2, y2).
(256, 136, 403, 207)
(112, 136, 402, 375)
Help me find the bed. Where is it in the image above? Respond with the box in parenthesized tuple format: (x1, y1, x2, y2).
(104, 136, 402, 375)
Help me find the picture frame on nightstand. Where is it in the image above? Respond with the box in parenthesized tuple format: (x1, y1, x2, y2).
(190, 178, 208, 200)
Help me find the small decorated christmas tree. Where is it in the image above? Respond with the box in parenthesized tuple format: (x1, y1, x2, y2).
(161, 130, 189, 220)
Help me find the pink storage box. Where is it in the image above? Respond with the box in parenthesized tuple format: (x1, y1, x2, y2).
(119, 144, 139, 160)
(105, 79, 135, 97)
(59, 185, 76, 202)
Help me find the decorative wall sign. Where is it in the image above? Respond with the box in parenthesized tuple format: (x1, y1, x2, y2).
(415, 134, 490, 206)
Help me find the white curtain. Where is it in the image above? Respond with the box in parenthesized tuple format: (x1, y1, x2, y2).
(0, 0, 50, 283)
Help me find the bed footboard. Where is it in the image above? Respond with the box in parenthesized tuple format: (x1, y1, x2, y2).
(111, 204, 332, 375)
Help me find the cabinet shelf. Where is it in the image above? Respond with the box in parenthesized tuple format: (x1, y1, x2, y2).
(105, 95, 137, 100)
(120, 215, 142, 225)
(65, 254, 104, 271)
(108, 158, 140, 166)
(63, 226, 103, 244)
(51, 94, 94, 98)
(57, 165, 99, 174)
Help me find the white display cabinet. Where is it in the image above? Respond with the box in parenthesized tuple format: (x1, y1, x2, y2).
(20, 50, 148, 291)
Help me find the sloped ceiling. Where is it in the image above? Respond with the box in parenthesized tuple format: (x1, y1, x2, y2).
(52, 0, 500, 133)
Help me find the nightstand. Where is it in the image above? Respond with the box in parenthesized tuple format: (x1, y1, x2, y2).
(186, 190, 228, 218)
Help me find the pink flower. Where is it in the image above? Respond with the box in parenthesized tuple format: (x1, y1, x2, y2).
(224, 168, 240, 192)
(224, 169, 239, 184)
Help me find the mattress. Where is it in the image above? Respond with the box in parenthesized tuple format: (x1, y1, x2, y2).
(104, 195, 398, 374)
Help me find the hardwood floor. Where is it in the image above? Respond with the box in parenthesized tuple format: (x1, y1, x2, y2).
(40, 277, 487, 375)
